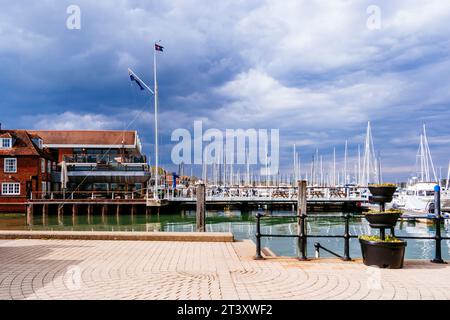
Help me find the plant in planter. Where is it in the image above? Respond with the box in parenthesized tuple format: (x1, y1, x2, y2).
(359, 235, 407, 269)
(364, 209, 403, 229)
(360, 183, 407, 269)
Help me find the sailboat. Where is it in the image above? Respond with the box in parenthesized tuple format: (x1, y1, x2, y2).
(393, 125, 441, 213)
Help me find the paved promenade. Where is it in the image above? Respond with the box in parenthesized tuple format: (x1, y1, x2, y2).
(1, 238, 450, 300)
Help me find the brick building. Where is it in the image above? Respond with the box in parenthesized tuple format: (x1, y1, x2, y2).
(29, 130, 150, 194)
(0, 130, 55, 212)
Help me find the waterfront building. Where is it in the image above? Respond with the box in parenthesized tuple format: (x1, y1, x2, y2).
(0, 130, 55, 212)
(29, 130, 151, 196)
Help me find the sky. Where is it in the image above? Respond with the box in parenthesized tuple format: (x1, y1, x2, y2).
(1, 0, 450, 182)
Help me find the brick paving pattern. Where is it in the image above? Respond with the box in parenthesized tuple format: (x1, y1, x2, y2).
(1, 239, 449, 300)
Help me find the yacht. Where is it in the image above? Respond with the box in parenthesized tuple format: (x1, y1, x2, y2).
(393, 182, 436, 213)
(393, 124, 448, 213)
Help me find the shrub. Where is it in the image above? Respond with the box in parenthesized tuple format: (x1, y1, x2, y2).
(359, 235, 403, 243)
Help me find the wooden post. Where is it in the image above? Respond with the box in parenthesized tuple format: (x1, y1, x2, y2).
(26, 204, 33, 226)
(87, 204, 92, 224)
(72, 204, 78, 226)
(57, 205, 63, 225)
(131, 205, 135, 225)
(196, 183, 206, 232)
(116, 204, 120, 224)
(42, 204, 48, 226)
(298, 180, 307, 215)
(101, 204, 107, 224)
(116, 204, 121, 225)
(72, 204, 78, 217)
(297, 180, 308, 260)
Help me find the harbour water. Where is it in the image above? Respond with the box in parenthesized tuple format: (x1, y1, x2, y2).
(1, 210, 449, 260)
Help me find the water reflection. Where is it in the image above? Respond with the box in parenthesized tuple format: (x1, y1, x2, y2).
(1, 210, 449, 260)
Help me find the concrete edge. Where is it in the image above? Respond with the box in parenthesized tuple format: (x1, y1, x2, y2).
(0, 230, 234, 243)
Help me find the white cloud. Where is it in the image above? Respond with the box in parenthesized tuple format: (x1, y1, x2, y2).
(26, 112, 122, 130)
(211, 68, 408, 130)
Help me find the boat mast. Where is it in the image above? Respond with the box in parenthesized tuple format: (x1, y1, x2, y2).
(422, 124, 437, 182)
(446, 161, 450, 190)
(153, 44, 159, 199)
(333, 147, 336, 187)
(344, 140, 348, 185)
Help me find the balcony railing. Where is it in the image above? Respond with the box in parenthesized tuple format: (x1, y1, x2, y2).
(63, 154, 147, 164)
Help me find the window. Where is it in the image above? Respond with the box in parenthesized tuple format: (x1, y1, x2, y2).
(1, 183, 20, 195)
(0, 138, 12, 149)
(4, 158, 17, 173)
(47, 160, 51, 173)
(31, 138, 43, 149)
(41, 159, 46, 173)
(41, 181, 47, 197)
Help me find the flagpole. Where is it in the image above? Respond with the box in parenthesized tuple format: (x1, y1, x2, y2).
(153, 44, 159, 200)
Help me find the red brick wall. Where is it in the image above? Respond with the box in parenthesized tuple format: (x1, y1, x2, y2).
(0, 156, 41, 212)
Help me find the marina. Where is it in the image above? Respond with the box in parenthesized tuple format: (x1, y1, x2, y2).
(2, 209, 450, 260)
(2, 1, 450, 304)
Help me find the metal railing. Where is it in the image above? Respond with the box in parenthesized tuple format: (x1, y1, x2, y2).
(30, 190, 147, 201)
(63, 154, 147, 164)
(171, 185, 368, 201)
(255, 212, 450, 263)
(62, 163, 149, 172)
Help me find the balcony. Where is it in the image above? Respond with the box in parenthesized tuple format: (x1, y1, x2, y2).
(64, 154, 147, 164)
(54, 154, 151, 183)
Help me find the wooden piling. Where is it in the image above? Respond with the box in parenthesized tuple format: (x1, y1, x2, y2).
(102, 204, 108, 216)
(298, 180, 307, 215)
(116, 204, 121, 225)
(26, 204, 33, 226)
(131, 205, 135, 225)
(87, 204, 92, 224)
(297, 180, 307, 260)
(57, 205, 64, 225)
(196, 183, 206, 232)
(72, 204, 78, 217)
(72, 204, 78, 226)
(42, 204, 48, 226)
(101, 204, 107, 224)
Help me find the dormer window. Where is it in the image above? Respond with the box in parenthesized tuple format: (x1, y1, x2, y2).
(0, 138, 12, 149)
(32, 138, 43, 149)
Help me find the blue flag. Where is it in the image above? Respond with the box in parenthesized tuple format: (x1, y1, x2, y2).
(155, 43, 164, 52)
(130, 73, 144, 90)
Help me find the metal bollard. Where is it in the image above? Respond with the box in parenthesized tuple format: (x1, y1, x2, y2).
(298, 213, 308, 260)
(343, 213, 351, 261)
(432, 185, 446, 264)
(255, 213, 263, 260)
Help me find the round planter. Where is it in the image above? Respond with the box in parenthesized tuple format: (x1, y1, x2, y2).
(364, 212, 402, 228)
(359, 238, 407, 269)
(368, 186, 397, 204)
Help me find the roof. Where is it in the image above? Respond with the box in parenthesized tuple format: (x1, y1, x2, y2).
(28, 130, 137, 148)
(0, 132, 13, 139)
(0, 130, 54, 159)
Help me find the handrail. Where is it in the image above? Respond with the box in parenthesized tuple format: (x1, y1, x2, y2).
(63, 154, 147, 164)
(255, 213, 449, 262)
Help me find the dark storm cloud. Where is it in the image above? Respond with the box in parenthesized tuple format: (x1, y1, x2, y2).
(1, 0, 450, 180)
